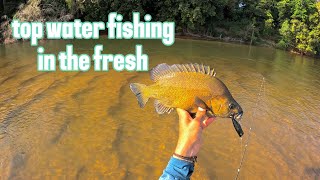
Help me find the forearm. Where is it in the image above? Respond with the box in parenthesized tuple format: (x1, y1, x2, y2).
(160, 108, 213, 179)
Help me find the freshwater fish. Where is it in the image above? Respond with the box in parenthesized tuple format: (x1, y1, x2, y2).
(130, 63, 244, 136)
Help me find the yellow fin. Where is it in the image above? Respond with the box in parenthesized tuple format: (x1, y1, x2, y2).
(154, 100, 173, 114)
(150, 63, 216, 82)
(129, 83, 149, 108)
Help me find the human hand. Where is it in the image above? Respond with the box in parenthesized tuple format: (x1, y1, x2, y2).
(174, 107, 216, 158)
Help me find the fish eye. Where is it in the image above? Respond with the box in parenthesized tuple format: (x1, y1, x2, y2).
(229, 103, 235, 110)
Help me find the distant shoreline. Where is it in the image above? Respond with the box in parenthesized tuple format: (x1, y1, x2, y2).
(1, 30, 318, 59)
(175, 33, 320, 59)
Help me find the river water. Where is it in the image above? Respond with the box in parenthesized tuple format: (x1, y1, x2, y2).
(0, 38, 319, 179)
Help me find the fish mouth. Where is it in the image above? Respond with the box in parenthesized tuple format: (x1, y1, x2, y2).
(229, 111, 243, 121)
(234, 112, 243, 121)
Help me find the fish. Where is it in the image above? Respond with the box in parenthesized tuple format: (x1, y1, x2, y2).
(130, 63, 244, 136)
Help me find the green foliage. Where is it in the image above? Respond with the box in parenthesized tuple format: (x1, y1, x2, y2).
(277, 0, 320, 55)
(1, 0, 320, 56)
(276, 39, 289, 50)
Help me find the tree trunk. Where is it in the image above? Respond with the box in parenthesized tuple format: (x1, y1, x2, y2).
(71, 0, 77, 15)
(250, 28, 254, 46)
(0, 0, 4, 14)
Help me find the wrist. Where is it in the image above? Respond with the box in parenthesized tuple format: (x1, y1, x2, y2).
(173, 153, 197, 163)
(174, 147, 188, 157)
(173, 154, 193, 163)
(174, 143, 197, 157)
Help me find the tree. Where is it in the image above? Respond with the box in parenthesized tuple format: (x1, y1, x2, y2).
(277, 0, 320, 55)
(0, 0, 5, 14)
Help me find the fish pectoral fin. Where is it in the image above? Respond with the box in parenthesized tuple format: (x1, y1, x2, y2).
(194, 97, 215, 118)
(154, 100, 173, 114)
(194, 97, 210, 110)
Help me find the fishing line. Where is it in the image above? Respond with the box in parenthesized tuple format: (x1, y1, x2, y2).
(235, 76, 265, 180)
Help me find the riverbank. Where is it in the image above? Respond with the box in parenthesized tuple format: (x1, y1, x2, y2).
(0, 0, 72, 45)
(175, 33, 276, 47)
(1, 27, 318, 59)
(0, 22, 254, 46)
(0, 14, 317, 58)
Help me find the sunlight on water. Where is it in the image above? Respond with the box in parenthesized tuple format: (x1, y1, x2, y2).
(0, 37, 320, 179)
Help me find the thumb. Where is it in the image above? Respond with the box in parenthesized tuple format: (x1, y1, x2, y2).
(194, 107, 206, 122)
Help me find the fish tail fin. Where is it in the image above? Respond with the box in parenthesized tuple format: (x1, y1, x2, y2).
(129, 83, 149, 108)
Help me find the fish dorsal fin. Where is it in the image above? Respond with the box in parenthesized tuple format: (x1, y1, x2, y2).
(154, 99, 173, 114)
(150, 63, 216, 82)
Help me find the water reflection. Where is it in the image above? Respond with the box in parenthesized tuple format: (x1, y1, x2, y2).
(0, 38, 319, 179)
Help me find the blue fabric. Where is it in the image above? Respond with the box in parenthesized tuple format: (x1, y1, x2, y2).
(159, 157, 194, 180)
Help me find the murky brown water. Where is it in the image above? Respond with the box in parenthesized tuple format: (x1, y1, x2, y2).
(0, 38, 320, 179)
